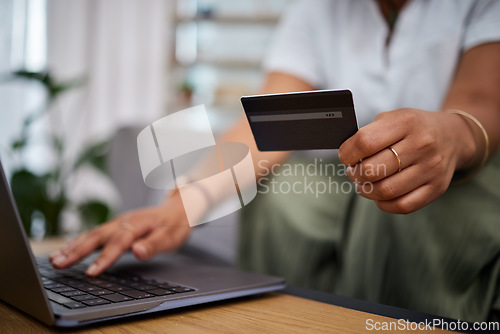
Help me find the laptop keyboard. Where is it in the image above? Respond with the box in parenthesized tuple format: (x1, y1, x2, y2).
(36, 258, 196, 310)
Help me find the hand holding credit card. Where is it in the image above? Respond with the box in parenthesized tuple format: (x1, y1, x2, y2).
(241, 89, 358, 151)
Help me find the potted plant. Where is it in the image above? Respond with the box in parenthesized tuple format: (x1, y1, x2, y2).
(4, 70, 112, 238)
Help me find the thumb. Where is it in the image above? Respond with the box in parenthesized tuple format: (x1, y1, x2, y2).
(131, 224, 190, 260)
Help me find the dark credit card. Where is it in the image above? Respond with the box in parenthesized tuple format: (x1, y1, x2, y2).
(241, 89, 358, 151)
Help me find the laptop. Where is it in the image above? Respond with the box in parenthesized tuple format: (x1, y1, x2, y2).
(0, 160, 285, 327)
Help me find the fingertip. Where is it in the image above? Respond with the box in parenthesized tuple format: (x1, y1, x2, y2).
(49, 251, 61, 262)
(50, 253, 69, 269)
(132, 243, 150, 260)
(86, 263, 99, 277)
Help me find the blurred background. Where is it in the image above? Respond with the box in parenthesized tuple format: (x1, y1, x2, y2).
(0, 0, 292, 262)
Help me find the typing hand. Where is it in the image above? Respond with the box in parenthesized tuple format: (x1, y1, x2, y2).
(338, 109, 477, 214)
(50, 191, 191, 277)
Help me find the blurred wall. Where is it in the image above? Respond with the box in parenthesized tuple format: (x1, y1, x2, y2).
(46, 0, 175, 143)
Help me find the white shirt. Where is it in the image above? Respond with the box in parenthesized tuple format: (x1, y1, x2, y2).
(264, 0, 500, 127)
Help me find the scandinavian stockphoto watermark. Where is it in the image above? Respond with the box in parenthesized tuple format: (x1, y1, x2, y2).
(365, 318, 500, 332)
(136, 105, 257, 227)
(256, 158, 385, 198)
(136, 105, 386, 225)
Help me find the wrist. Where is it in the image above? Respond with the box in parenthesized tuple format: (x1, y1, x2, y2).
(445, 111, 478, 170)
(444, 109, 490, 180)
(162, 176, 212, 226)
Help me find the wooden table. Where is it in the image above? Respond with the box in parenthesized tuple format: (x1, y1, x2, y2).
(0, 238, 454, 333)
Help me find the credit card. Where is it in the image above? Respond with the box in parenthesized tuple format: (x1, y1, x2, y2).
(241, 89, 358, 151)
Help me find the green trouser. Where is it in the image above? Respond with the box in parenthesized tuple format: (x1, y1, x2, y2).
(238, 152, 500, 322)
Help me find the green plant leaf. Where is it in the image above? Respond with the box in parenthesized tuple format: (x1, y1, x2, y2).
(11, 70, 86, 101)
(11, 138, 27, 151)
(48, 78, 86, 98)
(73, 140, 109, 174)
(10, 169, 48, 234)
(7, 69, 91, 236)
(12, 70, 50, 83)
(9, 169, 67, 236)
(78, 200, 111, 226)
(44, 196, 66, 236)
(10, 169, 48, 206)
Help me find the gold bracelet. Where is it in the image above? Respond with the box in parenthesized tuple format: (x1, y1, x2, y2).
(446, 109, 490, 181)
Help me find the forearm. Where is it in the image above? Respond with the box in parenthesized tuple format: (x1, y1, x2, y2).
(440, 43, 500, 170)
(169, 72, 315, 221)
(217, 118, 289, 178)
(217, 71, 316, 178)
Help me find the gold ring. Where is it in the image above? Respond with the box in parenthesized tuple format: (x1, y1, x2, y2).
(120, 216, 137, 238)
(389, 146, 402, 173)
